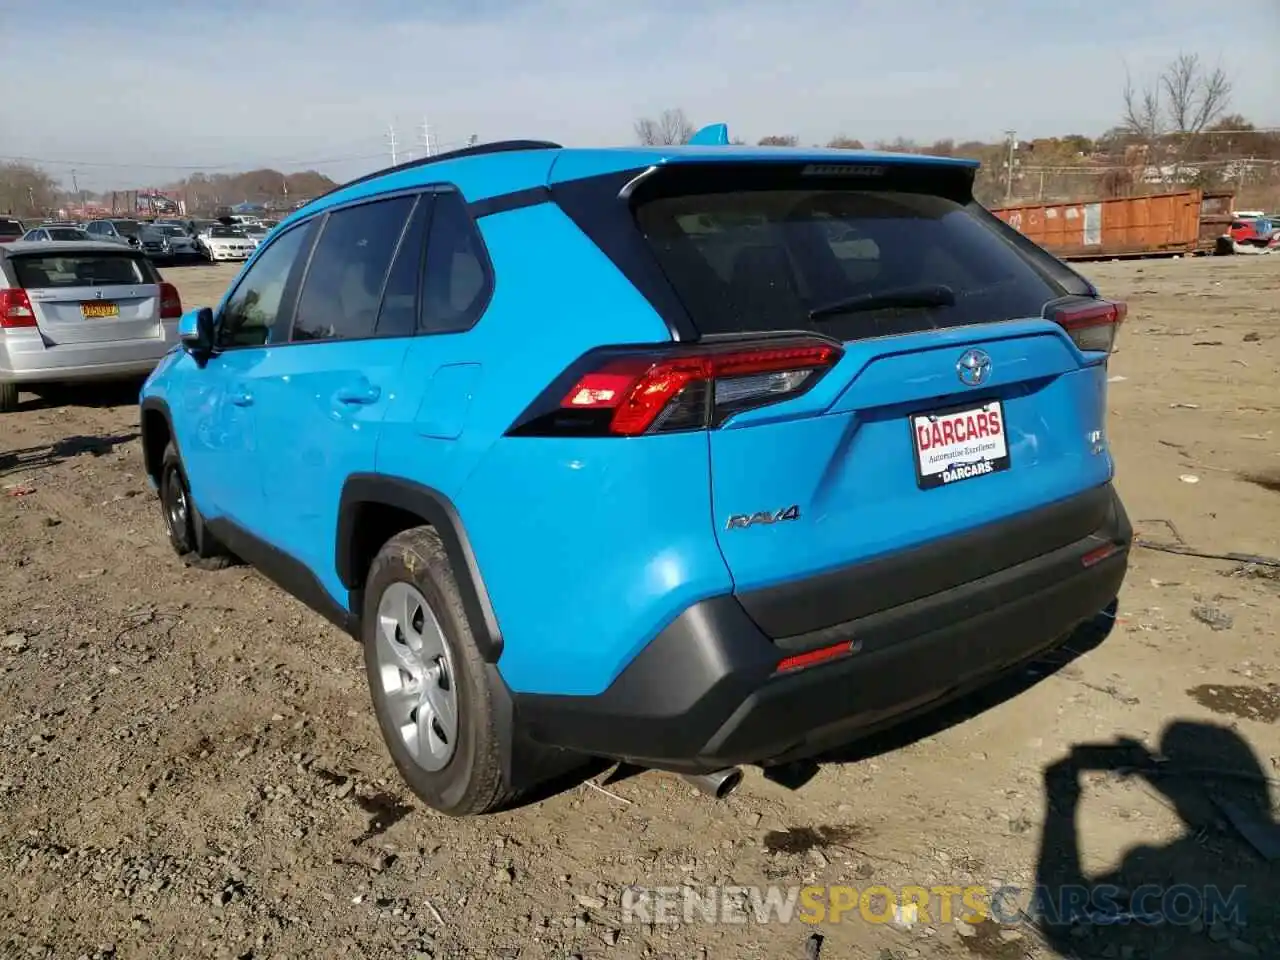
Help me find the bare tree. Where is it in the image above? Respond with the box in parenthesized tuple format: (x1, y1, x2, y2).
(634, 108, 696, 146)
(1122, 53, 1232, 178)
(757, 135, 798, 147)
(0, 163, 59, 217)
(827, 136, 865, 149)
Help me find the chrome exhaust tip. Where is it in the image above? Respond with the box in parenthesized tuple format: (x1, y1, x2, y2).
(682, 767, 743, 799)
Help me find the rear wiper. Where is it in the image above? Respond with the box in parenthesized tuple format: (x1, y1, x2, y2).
(808, 284, 956, 321)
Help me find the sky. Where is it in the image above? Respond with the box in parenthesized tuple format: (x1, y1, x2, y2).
(3, 0, 1278, 190)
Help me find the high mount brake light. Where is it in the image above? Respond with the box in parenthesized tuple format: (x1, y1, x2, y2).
(1048, 299, 1127, 354)
(511, 338, 842, 437)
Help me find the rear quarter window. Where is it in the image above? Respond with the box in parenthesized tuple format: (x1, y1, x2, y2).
(635, 187, 1068, 341)
(11, 253, 152, 288)
(0, 219, 22, 238)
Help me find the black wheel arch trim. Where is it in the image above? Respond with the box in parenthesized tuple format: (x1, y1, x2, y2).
(139, 395, 177, 484)
(337, 474, 503, 662)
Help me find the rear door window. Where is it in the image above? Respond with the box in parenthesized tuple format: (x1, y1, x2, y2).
(634, 186, 1067, 341)
(373, 195, 430, 338)
(10, 252, 153, 288)
(0, 219, 24, 238)
(291, 195, 415, 342)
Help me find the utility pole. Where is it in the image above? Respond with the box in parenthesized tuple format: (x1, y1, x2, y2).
(1004, 130, 1017, 201)
(419, 118, 434, 158)
(71, 169, 79, 197)
(467, 134, 479, 148)
(386, 123, 399, 165)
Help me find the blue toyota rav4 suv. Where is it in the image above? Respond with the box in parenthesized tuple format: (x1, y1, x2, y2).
(140, 130, 1131, 816)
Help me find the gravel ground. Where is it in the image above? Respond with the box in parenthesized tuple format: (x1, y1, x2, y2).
(0, 255, 1277, 959)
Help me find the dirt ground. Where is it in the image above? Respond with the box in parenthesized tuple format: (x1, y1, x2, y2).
(1, 255, 1277, 960)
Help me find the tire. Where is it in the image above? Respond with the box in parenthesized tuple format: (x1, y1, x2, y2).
(0, 382, 17, 413)
(158, 442, 231, 567)
(362, 526, 516, 816)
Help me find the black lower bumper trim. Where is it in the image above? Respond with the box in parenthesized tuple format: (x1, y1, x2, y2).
(514, 484, 1131, 771)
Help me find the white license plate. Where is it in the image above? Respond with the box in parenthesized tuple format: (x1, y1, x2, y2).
(911, 400, 1011, 489)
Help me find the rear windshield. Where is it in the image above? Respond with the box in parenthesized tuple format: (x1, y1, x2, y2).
(11, 253, 152, 288)
(111, 220, 142, 237)
(47, 228, 87, 241)
(0, 219, 22, 238)
(634, 187, 1068, 340)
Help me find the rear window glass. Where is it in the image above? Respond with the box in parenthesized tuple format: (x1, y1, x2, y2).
(11, 253, 151, 288)
(0, 219, 22, 238)
(634, 189, 1066, 340)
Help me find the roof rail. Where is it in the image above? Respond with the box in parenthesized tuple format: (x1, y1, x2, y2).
(312, 139, 564, 204)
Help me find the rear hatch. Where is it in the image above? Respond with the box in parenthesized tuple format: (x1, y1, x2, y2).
(546, 156, 1124, 637)
(8, 248, 166, 344)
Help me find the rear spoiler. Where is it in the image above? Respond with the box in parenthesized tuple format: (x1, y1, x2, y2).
(621, 155, 979, 207)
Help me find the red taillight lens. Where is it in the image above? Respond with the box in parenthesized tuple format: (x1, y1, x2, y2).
(0, 289, 36, 328)
(522, 338, 841, 437)
(1048, 298, 1127, 354)
(158, 282, 182, 319)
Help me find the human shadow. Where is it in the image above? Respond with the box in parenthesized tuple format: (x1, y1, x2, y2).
(0, 431, 139, 479)
(1032, 722, 1279, 958)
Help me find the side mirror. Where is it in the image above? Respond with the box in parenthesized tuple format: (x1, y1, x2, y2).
(178, 307, 215, 358)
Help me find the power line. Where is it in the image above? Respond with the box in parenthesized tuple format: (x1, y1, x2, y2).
(0, 151, 389, 171)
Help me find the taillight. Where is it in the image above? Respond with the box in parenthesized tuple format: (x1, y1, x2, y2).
(1047, 298, 1127, 354)
(158, 282, 182, 319)
(0, 289, 36, 328)
(509, 337, 843, 437)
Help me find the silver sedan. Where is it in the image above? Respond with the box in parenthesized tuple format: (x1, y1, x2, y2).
(0, 241, 184, 412)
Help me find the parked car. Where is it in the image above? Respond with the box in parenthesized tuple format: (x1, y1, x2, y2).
(241, 223, 270, 248)
(0, 241, 183, 412)
(1227, 218, 1265, 247)
(0, 217, 24, 245)
(22, 225, 91, 243)
(84, 218, 143, 248)
(140, 136, 1132, 817)
(149, 224, 203, 262)
(196, 224, 255, 262)
(138, 225, 175, 262)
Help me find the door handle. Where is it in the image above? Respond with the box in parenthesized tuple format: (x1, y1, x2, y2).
(231, 390, 254, 407)
(332, 383, 381, 406)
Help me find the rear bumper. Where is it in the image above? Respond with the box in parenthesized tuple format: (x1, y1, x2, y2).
(514, 484, 1131, 771)
(1, 333, 174, 383)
